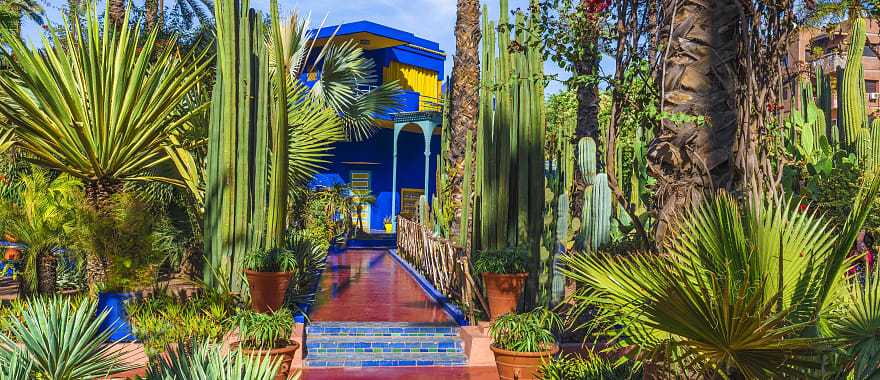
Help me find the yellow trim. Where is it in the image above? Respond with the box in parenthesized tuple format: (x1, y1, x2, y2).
(383, 61, 441, 111)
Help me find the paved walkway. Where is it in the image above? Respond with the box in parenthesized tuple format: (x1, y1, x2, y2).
(310, 249, 452, 323)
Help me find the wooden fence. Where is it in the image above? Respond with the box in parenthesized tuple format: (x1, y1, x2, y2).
(395, 217, 486, 320)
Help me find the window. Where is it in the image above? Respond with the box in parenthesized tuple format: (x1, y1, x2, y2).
(867, 80, 879, 94)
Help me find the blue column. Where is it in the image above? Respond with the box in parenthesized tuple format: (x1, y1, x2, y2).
(390, 123, 405, 230)
(419, 121, 434, 198)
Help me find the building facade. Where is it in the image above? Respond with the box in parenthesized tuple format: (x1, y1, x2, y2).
(306, 21, 446, 232)
(783, 18, 880, 119)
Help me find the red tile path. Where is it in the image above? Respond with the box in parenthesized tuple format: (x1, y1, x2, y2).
(310, 249, 452, 322)
(302, 366, 499, 380)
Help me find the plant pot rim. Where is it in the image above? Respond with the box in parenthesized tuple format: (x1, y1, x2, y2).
(244, 269, 293, 276)
(489, 343, 559, 357)
(234, 340, 300, 354)
(483, 272, 529, 278)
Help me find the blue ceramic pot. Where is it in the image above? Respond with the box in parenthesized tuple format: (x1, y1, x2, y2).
(96, 292, 137, 342)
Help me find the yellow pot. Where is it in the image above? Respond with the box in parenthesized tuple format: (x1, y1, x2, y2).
(384, 223, 393, 233)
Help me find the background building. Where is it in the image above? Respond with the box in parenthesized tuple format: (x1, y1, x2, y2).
(306, 21, 446, 232)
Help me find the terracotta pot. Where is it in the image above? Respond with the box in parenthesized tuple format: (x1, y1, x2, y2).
(490, 344, 559, 380)
(238, 341, 300, 380)
(245, 270, 291, 313)
(482, 272, 528, 320)
(4, 234, 18, 261)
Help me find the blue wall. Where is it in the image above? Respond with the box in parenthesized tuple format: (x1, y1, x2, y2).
(312, 128, 441, 230)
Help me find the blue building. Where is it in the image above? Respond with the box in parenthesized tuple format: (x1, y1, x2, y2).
(308, 21, 446, 232)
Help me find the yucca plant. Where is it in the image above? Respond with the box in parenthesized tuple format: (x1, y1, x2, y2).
(144, 341, 286, 380)
(0, 3, 211, 207)
(560, 173, 880, 378)
(0, 3, 210, 285)
(0, 296, 131, 379)
(0, 168, 80, 294)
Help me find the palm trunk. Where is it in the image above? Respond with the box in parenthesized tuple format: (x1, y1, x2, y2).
(108, 0, 125, 27)
(449, 0, 481, 242)
(570, 1, 601, 227)
(145, 0, 159, 32)
(83, 179, 123, 290)
(647, 0, 740, 242)
(37, 251, 56, 294)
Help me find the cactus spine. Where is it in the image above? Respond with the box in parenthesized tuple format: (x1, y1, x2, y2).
(841, 18, 868, 146)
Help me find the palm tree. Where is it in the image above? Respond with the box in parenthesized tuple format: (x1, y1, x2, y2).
(0, 4, 211, 286)
(560, 173, 880, 378)
(646, 0, 740, 242)
(0, 169, 80, 295)
(0, 0, 43, 37)
(449, 0, 481, 240)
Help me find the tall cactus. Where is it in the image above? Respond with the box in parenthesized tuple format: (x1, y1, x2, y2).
(591, 174, 612, 250)
(205, 0, 291, 289)
(474, 0, 546, 305)
(841, 18, 868, 146)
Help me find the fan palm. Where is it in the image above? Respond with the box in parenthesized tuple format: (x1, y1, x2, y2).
(0, 169, 80, 294)
(0, 4, 210, 285)
(828, 265, 880, 379)
(560, 173, 880, 378)
(270, 12, 401, 142)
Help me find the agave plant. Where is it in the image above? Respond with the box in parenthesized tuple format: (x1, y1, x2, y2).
(0, 169, 80, 294)
(0, 3, 211, 209)
(144, 341, 287, 380)
(0, 296, 131, 379)
(560, 173, 880, 378)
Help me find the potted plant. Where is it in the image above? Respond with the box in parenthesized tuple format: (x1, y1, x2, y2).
(473, 246, 529, 320)
(383, 215, 393, 233)
(3, 233, 20, 261)
(489, 308, 561, 380)
(72, 192, 163, 342)
(232, 309, 298, 380)
(242, 247, 297, 313)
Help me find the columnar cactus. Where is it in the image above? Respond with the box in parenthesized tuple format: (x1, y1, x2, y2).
(841, 18, 868, 146)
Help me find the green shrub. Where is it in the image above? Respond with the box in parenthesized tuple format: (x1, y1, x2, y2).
(233, 309, 294, 350)
(144, 341, 282, 380)
(284, 230, 327, 306)
(489, 307, 561, 352)
(127, 292, 237, 358)
(241, 247, 298, 273)
(539, 353, 639, 380)
(472, 246, 529, 274)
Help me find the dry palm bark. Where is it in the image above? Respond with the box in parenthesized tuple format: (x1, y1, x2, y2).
(449, 0, 481, 241)
(648, 0, 740, 242)
(108, 0, 125, 27)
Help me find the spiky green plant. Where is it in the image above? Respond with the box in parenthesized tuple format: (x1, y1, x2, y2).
(144, 341, 285, 380)
(0, 297, 131, 379)
(829, 265, 880, 379)
(0, 3, 211, 205)
(840, 18, 868, 146)
(560, 172, 880, 378)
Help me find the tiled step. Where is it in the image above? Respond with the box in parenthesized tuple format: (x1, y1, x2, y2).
(306, 322, 459, 337)
(306, 335, 463, 353)
(305, 351, 468, 368)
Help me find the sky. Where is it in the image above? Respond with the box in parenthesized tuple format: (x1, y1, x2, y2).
(24, 0, 571, 95)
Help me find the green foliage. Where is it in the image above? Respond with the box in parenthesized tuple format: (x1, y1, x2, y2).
(282, 230, 327, 306)
(489, 307, 561, 352)
(828, 264, 880, 379)
(144, 341, 284, 380)
(127, 292, 237, 358)
(233, 309, 294, 350)
(560, 173, 880, 378)
(472, 246, 529, 274)
(0, 3, 211, 187)
(0, 296, 130, 379)
(71, 192, 165, 292)
(241, 247, 298, 273)
(539, 352, 639, 380)
(0, 169, 80, 294)
(841, 17, 868, 146)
